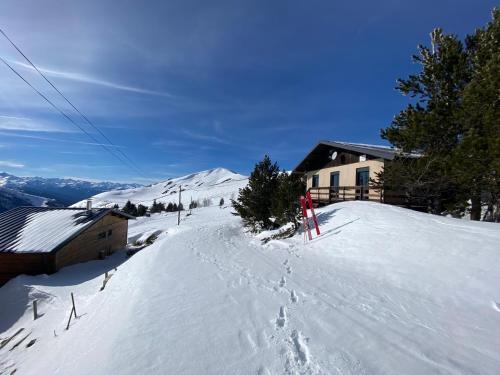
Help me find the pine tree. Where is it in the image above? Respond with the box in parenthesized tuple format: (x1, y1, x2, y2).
(271, 173, 305, 228)
(137, 204, 148, 217)
(219, 198, 224, 207)
(231, 155, 282, 231)
(452, 9, 500, 221)
(378, 11, 500, 220)
(166, 202, 174, 212)
(122, 200, 138, 216)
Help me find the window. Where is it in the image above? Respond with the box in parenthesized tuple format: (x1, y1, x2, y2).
(330, 172, 339, 188)
(311, 174, 319, 188)
(356, 167, 370, 187)
(108, 229, 113, 237)
(97, 231, 106, 239)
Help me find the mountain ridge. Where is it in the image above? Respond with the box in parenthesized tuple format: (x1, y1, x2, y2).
(0, 172, 142, 211)
(72, 167, 248, 209)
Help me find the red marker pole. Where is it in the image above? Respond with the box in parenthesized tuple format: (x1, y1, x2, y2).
(300, 196, 312, 241)
(306, 191, 320, 236)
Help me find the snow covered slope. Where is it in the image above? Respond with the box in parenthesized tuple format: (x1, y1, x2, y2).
(0, 186, 50, 213)
(1, 202, 500, 374)
(72, 167, 248, 208)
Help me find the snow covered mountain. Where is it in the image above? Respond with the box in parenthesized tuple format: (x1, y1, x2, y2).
(72, 167, 248, 209)
(0, 186, 51, 213)
(1, 201, 499, 374)
(0, 172, 141, 209)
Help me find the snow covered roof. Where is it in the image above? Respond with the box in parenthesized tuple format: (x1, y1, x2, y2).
(0, 207, 133, 254)
(293, 140, 419, 173)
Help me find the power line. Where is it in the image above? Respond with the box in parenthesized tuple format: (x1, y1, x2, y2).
(0, 56, 140, 174)
(0, 28, 147, 178)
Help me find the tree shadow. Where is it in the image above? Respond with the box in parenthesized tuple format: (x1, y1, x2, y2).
(315, 207, 342, 226)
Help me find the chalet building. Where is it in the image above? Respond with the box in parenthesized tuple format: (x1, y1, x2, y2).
(292, 140, 413, 205)
(0, 205, 134, 286)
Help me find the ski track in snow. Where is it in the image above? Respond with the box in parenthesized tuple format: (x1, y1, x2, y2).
(1, 202, 500, 374)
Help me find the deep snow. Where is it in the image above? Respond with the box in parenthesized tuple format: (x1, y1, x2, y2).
(1, 201, 500, 374)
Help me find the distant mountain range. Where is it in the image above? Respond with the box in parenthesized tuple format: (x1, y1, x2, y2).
(0, 172, 142, 213)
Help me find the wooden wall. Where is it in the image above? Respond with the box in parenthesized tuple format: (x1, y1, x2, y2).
(55, 214, 128, 270)
(0, 252, 55, 285)
(0, 213, 129, 286)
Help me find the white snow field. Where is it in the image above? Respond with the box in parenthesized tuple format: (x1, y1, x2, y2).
(1, 201, 500, 374)
(71, 167, 248, 209)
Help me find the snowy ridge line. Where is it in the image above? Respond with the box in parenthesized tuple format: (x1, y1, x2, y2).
(72, 168, 249, 209)
(132, 177, 248, 205)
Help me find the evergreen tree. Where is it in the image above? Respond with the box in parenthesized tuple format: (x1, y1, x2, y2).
(178, 203, 184, 211)
(231, 155, 282, 231)
(377, 11, 500, 219)
(219, 198, 224, 207)
(271, 173, 306, 228)
(113, 204, 119, 209)
(137, 204, 148, 217)
(122, 200, 138, 216)
(150, 199, 166, 213)
(452, 10, 500, 220)
(166, 202, 174, 212)
(172, 203, 178, 211)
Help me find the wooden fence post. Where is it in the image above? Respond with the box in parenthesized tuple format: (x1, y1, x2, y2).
(33, 300, 38, 320)
(71, 292, 77, 318)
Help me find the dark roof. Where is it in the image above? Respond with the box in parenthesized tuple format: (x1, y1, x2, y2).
(0, 207, 133, 254)
(292, 140, 419, 173)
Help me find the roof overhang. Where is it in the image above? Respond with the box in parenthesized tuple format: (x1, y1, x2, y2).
(292, 140, 403, 174)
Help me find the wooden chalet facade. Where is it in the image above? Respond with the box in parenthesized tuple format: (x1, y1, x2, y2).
(293, 140, 415, 206)
(0, 206, 134, 286)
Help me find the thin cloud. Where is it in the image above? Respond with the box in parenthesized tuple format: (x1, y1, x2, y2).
(181, 129, 232, 145)
(0, 160, 24, 168)
(0, 114, 74, 133)
(0, 131, 125, 148)
(11, 60, 175, 98)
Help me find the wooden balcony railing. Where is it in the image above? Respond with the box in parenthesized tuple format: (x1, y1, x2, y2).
(308, 186, 429, 210)
(308, 186, 381, 204)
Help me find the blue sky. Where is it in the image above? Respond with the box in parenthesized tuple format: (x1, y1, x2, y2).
(0, 0, 496, 183)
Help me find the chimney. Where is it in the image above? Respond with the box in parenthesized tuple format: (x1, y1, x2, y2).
(86, 199, 93, 211)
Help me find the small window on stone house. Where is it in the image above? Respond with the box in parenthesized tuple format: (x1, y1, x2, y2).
(97, 231, 106, 239)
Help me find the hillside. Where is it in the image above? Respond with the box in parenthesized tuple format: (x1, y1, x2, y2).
(0, 172, 141, 208)
(1, 201, 499, 374)
(71, 167, 248, 209)
(0, 186, 50, 213)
